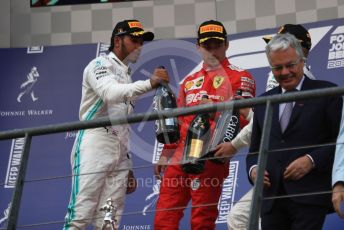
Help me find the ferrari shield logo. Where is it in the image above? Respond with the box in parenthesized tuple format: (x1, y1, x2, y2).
(213, 76, 224, 89)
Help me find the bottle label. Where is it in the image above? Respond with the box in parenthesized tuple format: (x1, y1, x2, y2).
(164, 108, 175, 126)
(189, 139, 203, 158)
(165, 117, 174, 126)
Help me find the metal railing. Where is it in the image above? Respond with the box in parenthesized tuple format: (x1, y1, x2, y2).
(1, 86, 344, 230)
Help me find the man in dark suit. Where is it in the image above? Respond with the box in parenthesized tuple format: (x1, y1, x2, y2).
(246, 33, 342, 230)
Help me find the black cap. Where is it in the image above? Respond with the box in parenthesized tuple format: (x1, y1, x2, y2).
(263, 24, 312, 50)
(197, 20, 227, 44)
(109, 19, 154, 51)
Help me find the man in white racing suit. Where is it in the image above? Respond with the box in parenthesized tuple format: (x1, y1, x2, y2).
(63, 19, 169, 230)
(213, 24, 315, 230)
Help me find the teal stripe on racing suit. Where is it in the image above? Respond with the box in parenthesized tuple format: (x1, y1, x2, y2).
(63, 99, 103, 229)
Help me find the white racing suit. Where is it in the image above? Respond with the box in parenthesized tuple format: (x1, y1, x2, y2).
(63, 52, 152, 230)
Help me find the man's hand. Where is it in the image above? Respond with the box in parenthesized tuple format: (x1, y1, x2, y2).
(250, 167, 271, 188)
(213, 142, 237, 162)
(150, 68, 169, 88)
(126, 170, 137, 194)
(332, 182, 344, 218)
(239, 108, 251, 119)
(283, 155, 313, 181)
(154, 155, 169, 180)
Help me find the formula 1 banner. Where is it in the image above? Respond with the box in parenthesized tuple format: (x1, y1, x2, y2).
(1, 18, 344, 229)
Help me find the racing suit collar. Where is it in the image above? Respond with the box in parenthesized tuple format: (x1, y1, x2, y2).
(108, 51, 130, 75)
(203, 58, 230, 71)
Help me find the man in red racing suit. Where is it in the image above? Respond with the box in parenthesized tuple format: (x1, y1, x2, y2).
(153, 20, 256, 230)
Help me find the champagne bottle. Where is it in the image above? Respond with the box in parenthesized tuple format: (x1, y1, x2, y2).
(153, 66, 180, 144)
(182, 95, 211, 174)
(204, 89, 242, 164)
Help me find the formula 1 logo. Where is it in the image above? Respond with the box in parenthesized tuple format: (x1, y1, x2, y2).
(17, 66, 40, 103)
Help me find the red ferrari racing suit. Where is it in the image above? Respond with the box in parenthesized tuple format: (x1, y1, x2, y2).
(154, 58, 256, 230)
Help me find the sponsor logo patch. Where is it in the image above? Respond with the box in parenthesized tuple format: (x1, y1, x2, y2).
(213, 76, 224, 89)
(185, 91, 224, 105)
(200, 24, 223, 34)
(191, 178, 201, 190)
(184, 76, 204, 92)
(185, 81, 194, 91)
(128, 21, 143, 29)
(94, 65, 110, 80)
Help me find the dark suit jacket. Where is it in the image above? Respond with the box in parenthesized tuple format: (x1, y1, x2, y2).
(246, 76, 343, 214)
